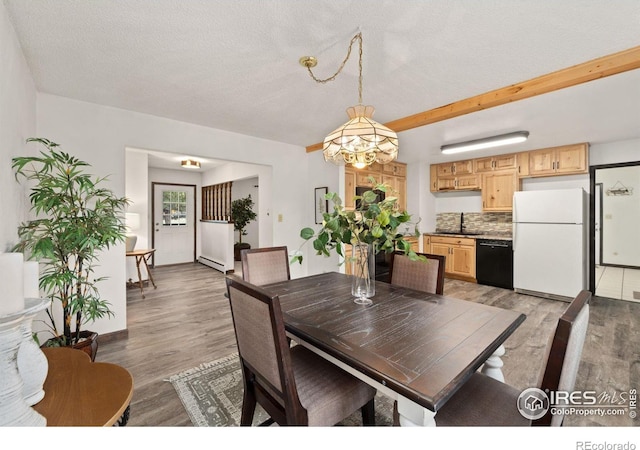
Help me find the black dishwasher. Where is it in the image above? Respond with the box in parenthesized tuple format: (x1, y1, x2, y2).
(476, 239, 513, 290)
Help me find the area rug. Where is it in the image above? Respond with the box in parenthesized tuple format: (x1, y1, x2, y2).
(168, 352, 394, 426)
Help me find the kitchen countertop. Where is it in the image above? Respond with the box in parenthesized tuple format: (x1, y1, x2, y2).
(424, 231, 513, 241)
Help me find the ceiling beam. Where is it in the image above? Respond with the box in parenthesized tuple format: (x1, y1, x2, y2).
(306, 44, 640, 153)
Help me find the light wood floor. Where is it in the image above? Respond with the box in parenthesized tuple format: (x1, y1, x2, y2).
(98, 262, 640, 427)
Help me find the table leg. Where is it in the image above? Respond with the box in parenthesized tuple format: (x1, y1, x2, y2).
(114, 405, 130, 426)
(142, 254, 157, 289)
(135, 256, 145, 298)
(397, 396, 436, 427)
(480, 344, 506, 382)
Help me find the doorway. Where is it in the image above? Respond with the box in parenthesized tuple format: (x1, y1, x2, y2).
(590, 161, 640, 302)
(152, 182, 197, 266)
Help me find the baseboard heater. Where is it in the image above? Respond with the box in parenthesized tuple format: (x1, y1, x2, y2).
(198, 256, 231, 274)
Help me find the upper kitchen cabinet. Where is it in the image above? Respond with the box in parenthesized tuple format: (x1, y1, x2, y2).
(481, 169, 521, 211)
(473, 153, 518, 173)
(436, 159, 473, 177)
(355, 172, 376, 187)
(382, 174, 407, 211)
(345, 161, 407, 211)
(527, 143, 589, 177)
(431, 160, 479, 192)
(429, 142, 589, 208)
(379, 161, 407, 177)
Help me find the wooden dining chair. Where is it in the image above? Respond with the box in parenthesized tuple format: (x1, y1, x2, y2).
(225, 274, 376, 426)
(389, 251, 446, 295)
(431, 289, 591, 426)
(241, 246, 291, 286)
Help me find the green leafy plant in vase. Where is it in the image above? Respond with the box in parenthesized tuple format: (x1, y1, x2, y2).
(12, 138, 129, 360)
(231, 194, 258, 261)
(291, 178, 424, 305)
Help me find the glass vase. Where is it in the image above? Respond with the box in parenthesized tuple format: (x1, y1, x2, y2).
(351, 243, 375, 306)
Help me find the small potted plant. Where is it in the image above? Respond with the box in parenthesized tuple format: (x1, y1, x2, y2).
(232, 194, 258, 261)
(12, 138, 129, 361)
(291, 178, 424, 304)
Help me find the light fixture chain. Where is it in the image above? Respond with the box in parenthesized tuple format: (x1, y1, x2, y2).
(305, 33, 364, 104)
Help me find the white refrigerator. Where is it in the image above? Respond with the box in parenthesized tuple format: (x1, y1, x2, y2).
(512, 188, 587, 301)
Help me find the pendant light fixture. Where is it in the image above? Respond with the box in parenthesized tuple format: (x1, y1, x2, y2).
(181, 159, 201, 169)
(300, 33, 398, 169)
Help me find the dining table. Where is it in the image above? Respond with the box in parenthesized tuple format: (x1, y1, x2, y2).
(265, 271, 526, 426)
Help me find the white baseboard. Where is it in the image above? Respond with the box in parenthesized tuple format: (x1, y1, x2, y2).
(198, 256, 231, 274)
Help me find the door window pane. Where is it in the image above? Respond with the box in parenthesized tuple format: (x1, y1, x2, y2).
(162, 190, 188, 226)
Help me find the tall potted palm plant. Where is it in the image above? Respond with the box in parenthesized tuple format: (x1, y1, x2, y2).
(12, 138, 129, 360)
(231, 194, 257, 261)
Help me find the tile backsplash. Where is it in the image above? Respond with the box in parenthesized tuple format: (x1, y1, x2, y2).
(436, 212, 512, 235)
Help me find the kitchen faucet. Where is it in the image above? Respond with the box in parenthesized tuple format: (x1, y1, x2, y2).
(460, 212, 464, 233)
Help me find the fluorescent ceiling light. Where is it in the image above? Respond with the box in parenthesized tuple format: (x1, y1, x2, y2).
(441, 131, 529, 155)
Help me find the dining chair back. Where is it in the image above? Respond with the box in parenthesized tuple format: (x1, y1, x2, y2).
(429, 289, 591, 427)
(225, 274, 376, 426)
(389, 251, 445, 295)
(534, 289, 591, 426)
(241, 246, 290, 286)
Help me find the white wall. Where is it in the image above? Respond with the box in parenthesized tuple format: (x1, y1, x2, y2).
(590, 138, 640, 166)
(125, 150, 150, 281)
(231, 177, 259, 249)
(35, 93, 314, 335)
(0, 2, 36, 251)
(125, 150, 150, 251)
(201, 161, 273, 252)
(302, 150, 342, 275)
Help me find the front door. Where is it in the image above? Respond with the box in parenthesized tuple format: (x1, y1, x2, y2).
(152, 183, 196, 266)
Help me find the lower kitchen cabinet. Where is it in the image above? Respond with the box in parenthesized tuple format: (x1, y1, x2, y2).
(425, 235, 476, 281)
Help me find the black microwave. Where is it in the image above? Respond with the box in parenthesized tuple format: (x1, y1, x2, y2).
(355, 186, 385, 209)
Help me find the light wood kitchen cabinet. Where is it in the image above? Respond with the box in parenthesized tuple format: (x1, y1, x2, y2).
(431, 160, 479, 192)
(528, 143, 588, 176)
(344, 235, 418, 276)
(344, 245, 353, 275)
(435, 173, 480, 191)
(474, 153, 517, 173)
(436, 160, 473, 177)
(344, 168, 356, 210)
(381, 161, 407, 177)
(404, 236, 419, 252)
(345, 161, 407, 211)
(356, 172, 376, 187)
(428, 235, 476, 281)
(481, 169, 520, 211)
(382, 174, 406, 211)
(430, 165, 438, 192)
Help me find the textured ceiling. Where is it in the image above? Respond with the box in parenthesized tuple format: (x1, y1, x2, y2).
(4, 0, 640, 166)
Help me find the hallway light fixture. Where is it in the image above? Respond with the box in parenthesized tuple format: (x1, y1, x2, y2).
(181, 159, 201, 169)
(441, 131, 529, 155)
(300, 32, 398, 169)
